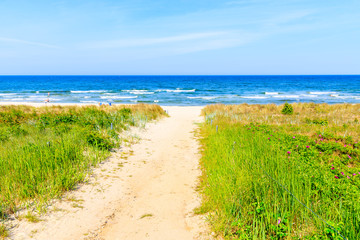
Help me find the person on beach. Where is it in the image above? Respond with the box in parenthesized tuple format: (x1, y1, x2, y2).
(45, 92, 50, 103)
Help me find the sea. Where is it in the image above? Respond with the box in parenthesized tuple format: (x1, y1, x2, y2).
(0, 75, 359, 106)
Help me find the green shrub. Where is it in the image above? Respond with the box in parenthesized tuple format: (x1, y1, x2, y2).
(54, 114, 78, 124)
(305, 118, 329, 125)
(0, 128, 9, 142)
(84, 130, 114, 150)
(281, 102, 294, 115)
(119, 108, 131, 115)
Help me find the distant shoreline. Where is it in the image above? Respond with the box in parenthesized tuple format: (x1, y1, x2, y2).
(0, 102, 207, 108)
(0, 75, 359, 105)
(0, 102, 103, 107)
(0, 102, 359, 107)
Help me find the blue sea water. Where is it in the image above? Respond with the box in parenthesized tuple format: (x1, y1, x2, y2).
(0, 75, 359, 106)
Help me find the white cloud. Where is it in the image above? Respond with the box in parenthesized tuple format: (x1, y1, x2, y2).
(79, 30, 264, 58)
(170, 33, 261, 55)
(0, 37, 59, 49)
(83, 31, 230, 49)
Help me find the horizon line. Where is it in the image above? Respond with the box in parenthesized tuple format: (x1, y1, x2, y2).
(0, 74, 359, 77)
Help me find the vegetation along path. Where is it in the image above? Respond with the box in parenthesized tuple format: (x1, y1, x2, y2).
(10, 106, 208, 240)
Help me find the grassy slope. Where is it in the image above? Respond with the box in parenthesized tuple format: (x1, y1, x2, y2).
(199, 103, 360, 239)
(0, 104, 165, 236)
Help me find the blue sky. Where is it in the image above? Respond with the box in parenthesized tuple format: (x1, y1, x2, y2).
(0, 0, 359, 75)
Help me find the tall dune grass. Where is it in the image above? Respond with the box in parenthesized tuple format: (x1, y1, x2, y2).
(199, 103, 360, 239)
(0, 104, 165, 227)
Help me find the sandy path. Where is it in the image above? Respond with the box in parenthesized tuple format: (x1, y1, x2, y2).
(98, 106, 205, 240)
(9, 106, 208, 240)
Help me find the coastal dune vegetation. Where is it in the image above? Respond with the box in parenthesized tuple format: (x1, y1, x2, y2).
(199, 103, 360, 239)
(0, 104, 165, 237)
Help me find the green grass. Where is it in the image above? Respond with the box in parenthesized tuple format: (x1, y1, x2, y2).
(140, 213, 153, 219)
(19, 212, 42, 223)
(0, 104, 165, 222)
(199, 103, 360, 239)
(0, 223, 8, 239)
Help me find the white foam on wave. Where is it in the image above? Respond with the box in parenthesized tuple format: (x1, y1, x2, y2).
(100, 96, 138, 99)
(23, 96, 62, 101)
(122, 90, 154, 95)
(309, 91, 337, 95)
(273, 95, 300, 99)
(49, 98, 62, 101)
(27, 95, 43, 99)
(265, 92, 279, 95)
(222, 94, 239, 98)
(0, 93, 16, 96)
(27, 95, 55, 100)
(130, 91, 154, 95)
(155, 88, 196, 93)
(331, 95, 359, 99)
(241, 96, 268, 99)
(80, 100, 98, 103)
(300, 94, 318, 98)
(71, 90, 107, 93)
(187, 96, 217, 100)
(2, 98, 26, 101)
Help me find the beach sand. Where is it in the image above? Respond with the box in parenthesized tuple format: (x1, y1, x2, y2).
(7, 105, 210, 240)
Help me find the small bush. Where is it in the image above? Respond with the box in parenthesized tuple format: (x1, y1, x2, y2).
(0, 128, 9, 142)
(84, 130, 114, 150)
(281, 102, 293, 115)
(119, 108, 131, 115)
(54, 114, 78, 124)
(305, 118, 329, 125)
